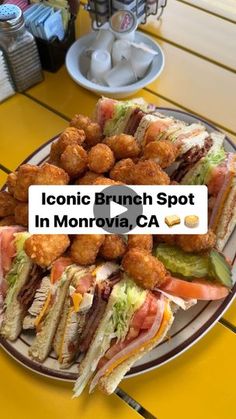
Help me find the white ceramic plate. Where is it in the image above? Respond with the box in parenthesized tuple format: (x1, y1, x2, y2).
(65, 31, 165, 98)
(0, 108, 235, 381)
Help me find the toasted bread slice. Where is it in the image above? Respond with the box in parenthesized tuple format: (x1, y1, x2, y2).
(216, 181, 236, 250)
(29, 268, 75, 362)
(1, 257, 33, 341)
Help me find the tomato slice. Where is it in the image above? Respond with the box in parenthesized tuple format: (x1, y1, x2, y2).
(131, 294, 150, 329)
(141, 315, 156, 329)
(1, 227, 23, 274)
(50, 257, 73, 283)
(97, 98, 116, 129)
(161, 276, 229, 300)
(145, 120, 172, 144)
(148, 293, 158, 315)
(207, 163, 227, 196)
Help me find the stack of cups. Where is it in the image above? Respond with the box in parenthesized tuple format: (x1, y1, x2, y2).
(86, 9, 158, 88)
(89, 49, 112, 84)
(87, 29, 114, 85)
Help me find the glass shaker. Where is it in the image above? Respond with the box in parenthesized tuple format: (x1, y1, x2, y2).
(0, 4, 43, 92)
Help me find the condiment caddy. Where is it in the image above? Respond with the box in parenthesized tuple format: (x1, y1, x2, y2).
(85, 0, 167, 28)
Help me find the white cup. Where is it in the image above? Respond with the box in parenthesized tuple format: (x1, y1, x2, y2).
(113, 30, 135, 42)
(130, 42, 158, 78)
(86, 29, 115, 55)
(104, 60, 137, 87)
(89, 49, 112, 84)
(111, 39, 131, 66)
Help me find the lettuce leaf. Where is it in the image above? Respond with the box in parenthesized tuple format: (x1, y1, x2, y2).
(183, 148, 226, 185)
(104, 99, 149, 137)
(6, 250, 28, 287)
(107, 278, 147, 342)
(104, 102, 132, 136)
(4, 250, 30, 306)
(15, 231, 31, 253)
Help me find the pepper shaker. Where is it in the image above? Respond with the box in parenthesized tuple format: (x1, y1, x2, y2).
(0, 4, 43, 92)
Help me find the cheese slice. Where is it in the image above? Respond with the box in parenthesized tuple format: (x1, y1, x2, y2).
(72, 292, 83, 313)
(34, 292, 51, 329)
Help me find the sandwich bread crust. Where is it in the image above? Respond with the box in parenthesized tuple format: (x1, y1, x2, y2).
(1, 258, 33, 341)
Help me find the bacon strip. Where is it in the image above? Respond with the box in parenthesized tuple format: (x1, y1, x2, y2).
(79, 283, 107, 353)
(18, 265, 45, 310)
(78, 273, 121, 354)
(125, 109, 145, 136)
(172, 136, 213, 182)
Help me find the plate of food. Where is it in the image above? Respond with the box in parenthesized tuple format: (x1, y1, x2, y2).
(0, 97, 235, 397)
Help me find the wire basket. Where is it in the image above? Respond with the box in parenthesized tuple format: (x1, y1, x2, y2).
(85, 0, 168, 28)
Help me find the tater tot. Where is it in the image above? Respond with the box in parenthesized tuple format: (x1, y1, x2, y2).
(99, 235, 126, 260)
(24, 234, 70, 267)
(122, 248, 167, 289)
(14, 202, 28, 227)
(70, 114, 90, 130)
(7, 172, 17, 196)
(104, 134, 140, 159)
(154, 234, 177, 246)
(0, 215, 16, 226)
(70, 235, 105, 265)
(75, 171, 103, 185)
(49, 141, 61, 166)
(60, 145, 88, 178)
(143, 140, 179, 168)
(176, 230, 216, 253)
(109, 159, 135, 184)
(49, 128, 86, 165)
(127, 235, 153, 253)
(14, 164, 39, 202)
(70, 114, 102, 147)
(35, 163, 69, 185)
(60, 127, 86, 146)
(131, 160, 170, 185)
(0, 191, 16, 217)
(93, 177, 123, 185)
(85, 123, 103, 147)
(88, 144, 115, 174)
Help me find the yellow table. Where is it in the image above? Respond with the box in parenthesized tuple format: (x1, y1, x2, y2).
(0, 2, 235, 418)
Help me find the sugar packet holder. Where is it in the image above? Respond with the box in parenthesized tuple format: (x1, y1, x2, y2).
(23, 3, 65, 41)
(32, 0, 79, 72)
(35, 14, 76, 72)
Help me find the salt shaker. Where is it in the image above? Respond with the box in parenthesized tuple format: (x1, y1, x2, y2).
(0, 4, 43, 92)
(0, 49, 15, 102)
